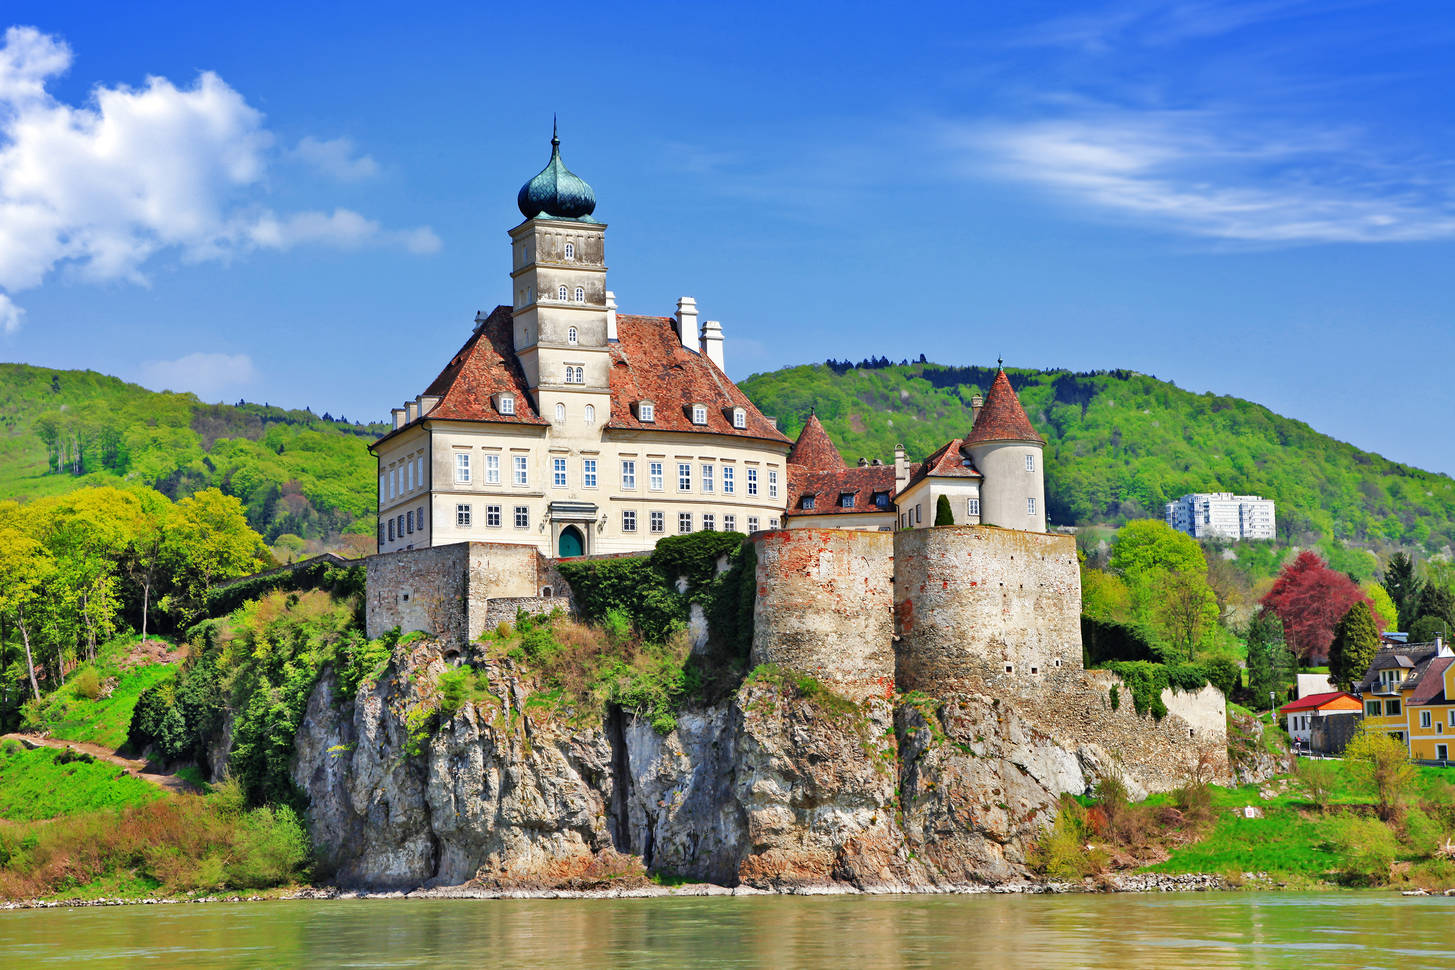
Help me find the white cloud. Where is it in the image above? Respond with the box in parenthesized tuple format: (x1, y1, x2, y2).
(0, 26, 438, 331)
(139, 352, 257, 400)
(292, 136, 379, 180)
(0, 292, 23, 334)
(961, 109, 1455, 244)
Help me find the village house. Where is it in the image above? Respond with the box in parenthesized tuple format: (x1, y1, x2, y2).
(1277, 690, 1361, 750)
(1356, 637, 1453, 754)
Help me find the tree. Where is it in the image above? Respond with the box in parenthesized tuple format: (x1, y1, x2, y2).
(0, 528, 55, 701)
(1409, 615, 1449, 644)
(1109, 520, 1206, 577)
(1245, 610, 1293, 708)
(1361, 581, 1399, 632)
(934, 495, 954, 526)
(1260, 551, 1378, 664)
(1381, 552, 1423, 629)
(1081, 568, 1131, 624)
(1329, 600, 1380, 692)
(1416, 581, 1455, 634)
(1345, 724, 1416, 821)
(160, 489, 268, 624)
(1154, 568, 1219, 661)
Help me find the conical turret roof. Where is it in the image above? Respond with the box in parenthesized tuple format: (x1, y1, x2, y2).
(787, 412, 845, 470)
(964, 368, 1043, 445)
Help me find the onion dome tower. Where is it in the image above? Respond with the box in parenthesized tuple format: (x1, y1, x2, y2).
(517, 118, 598, 222)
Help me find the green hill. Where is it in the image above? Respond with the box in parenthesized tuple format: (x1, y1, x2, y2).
(740, 361, 1455, 573)
(0, 363, 385, 549)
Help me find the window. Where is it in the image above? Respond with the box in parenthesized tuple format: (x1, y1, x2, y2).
(678, 462, 692, 491)
(379, 474, 385, 501)
(1422, 710, 1433, 729)
(747, 468, 758, 495)
(514, 506, 529, 529)
(801, 495, 816, 510)
(513, 456, 529, 486)
(389, 467, 397, 498)
(456, 504, 471, 527)
(678, 512, 693, 534)
(1027, 497, 1037, 516)
(455, 453, 471, 484)
(417, 456, 425, 486)
(417, 506, 424, 531)
(768, 470, 778, 498)
(638, 402, 655, 422)
(1439, 744, 1450, 762)
(649, 461, 664, 491)
(650, 511, 665, 533)
(916, 504, 923, 524)
(553, 457, 567, 488)
(840, 493, 855, 508)
(485, 454, 500, 484)
(623, 510, 637, 532)
(1449, 711, 1455, 727)
(1025, 454, 1036, 472)
(378, 523, 385, 545)
(732, 408, 746, 429)
(873, 491, 890, 509)
(564, 366, 584, 384)
(692, 404, 707, 425)
(388, 519, 395, 541)
(486, 504, 502, 528)
(621, 460, 637, 489)
(555, 403, 566, 423)
(769, 517, 779, 529)
(723, 466, 734, 494)
(968, 497, 980, 517)
(1386, 699, 1402, 717)
(747, 516, 759, 532)
(558, 285, 568, 300)
(584, 404, 595, 426)
(703, 513, 715, 531)
(724, 514, 736, 532)
(406, 462, 414, 491)
(583, 459, 597, 488)
(574, 286, 584, 302)
(1367, 701, 1381, 717)
(499, 394, 515, 415)
(567, 326, 578, 344)
(701, 464, 714, 493)
(563, 241, 574, 259)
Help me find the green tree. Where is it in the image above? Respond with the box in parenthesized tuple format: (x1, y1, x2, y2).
(1244, 610, 1290, 708)
(1344, 724, 1416, 821)
(1381, 552, 1422, 629)
(161, 489, 269, 625)
(1109, 520, 1207, 578)
(934, 494, 954, 526)
(1329, 600, 1380, 692)
(1409, 615, 1448, 644)
(1416, 580, 1455, 634)
(1081, 568, 1131, 624)
(0, 528, 55, 701)
(1154, 568, 1219, 661)
(1361, 581, 1399, 632)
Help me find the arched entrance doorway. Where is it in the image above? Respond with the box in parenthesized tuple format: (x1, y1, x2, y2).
(558, 525, 584, 558)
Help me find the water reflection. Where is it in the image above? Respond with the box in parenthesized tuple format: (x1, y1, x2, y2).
(0, 893, 1449, 969)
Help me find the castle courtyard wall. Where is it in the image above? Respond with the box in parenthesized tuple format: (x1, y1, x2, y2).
(365, 541, 543, 641)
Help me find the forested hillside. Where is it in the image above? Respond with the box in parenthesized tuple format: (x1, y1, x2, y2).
(740, 361, 1455, 569)
(0, 364, 385, 551)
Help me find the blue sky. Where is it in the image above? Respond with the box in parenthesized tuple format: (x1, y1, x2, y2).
(2, 1, 1453, 474)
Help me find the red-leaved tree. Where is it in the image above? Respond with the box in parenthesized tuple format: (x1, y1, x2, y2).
(1261, 551, 1381, 664)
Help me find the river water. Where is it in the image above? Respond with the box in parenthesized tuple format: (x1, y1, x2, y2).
(0, 892, 1449, 968)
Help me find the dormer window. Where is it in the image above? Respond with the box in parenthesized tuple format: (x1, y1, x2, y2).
(691, 404, 708, 425)
(638, 401, 655, 422)
(732, 407, 746, 429)
(574, 287, 584, 302)
(558, 285, 569, 300)
(498, 394, 516, 416)
(801, 495, 816, 510)
(563, 241, 574, 260)
(840, 493, 856, 508)
(567, 326, 578, 345)
(872, 491, 890, 508)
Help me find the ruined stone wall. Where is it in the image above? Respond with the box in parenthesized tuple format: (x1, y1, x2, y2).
(365, 541, 545, 641)
(893, 526, 1081, 697)
(750, 529, 895, 702)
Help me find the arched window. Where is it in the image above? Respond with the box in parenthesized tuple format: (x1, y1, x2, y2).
(563, 241, 574, 259)
(555, 403, 566, 423)
(584, 404, 595, 425)
(567, 326, 578, 344)
(574, 366, 584, 383)
(574, 287, 584, 302)
(558, 285, 568, 300)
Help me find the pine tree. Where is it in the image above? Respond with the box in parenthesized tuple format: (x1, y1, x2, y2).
(1381, 552, 1423, 631)
(1329, 600, 1380, 692)
(934, 494, 954, 526)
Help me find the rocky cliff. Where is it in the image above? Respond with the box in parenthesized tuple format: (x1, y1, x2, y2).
(292, 635, 1213, 891)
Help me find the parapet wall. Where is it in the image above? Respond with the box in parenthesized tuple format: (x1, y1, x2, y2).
(750, 528, 895, 702)
(366, 542, 547, 642)
(893, 526, 1082, 696)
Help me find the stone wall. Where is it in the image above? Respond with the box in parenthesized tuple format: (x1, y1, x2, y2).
(893, 526, 1082, 696)
(365, 541, 546, 641)
(750, 529, 895, 702)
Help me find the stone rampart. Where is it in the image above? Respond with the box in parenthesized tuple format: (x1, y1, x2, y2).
(893, 526, 1081, 696)
(366, 542, 545, 641)
(750, 529, 894, 702)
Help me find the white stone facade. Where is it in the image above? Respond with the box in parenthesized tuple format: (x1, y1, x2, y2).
(1164, 492, 1276, 541)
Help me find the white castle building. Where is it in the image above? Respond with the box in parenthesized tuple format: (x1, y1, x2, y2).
(371, 128, 1051, 557)
(1165, 492, 1276, 541)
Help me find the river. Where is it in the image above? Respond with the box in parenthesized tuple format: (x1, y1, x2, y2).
(0, 892, 1449, 968)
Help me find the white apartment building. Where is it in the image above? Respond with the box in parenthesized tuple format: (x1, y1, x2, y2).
(1165, 492, 1276, 541)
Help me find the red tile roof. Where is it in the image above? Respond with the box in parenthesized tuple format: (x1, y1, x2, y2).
(375, 307, 789, 448)
(606, 315, 789, 444)
(1278, 691, 1359, 713)
(964, 369, 1043, 445)
(1410, 657, 1453, 706)
(787, 413, 845, 471)
(899, 438, 981, 492)
(786, 465, 898, 517)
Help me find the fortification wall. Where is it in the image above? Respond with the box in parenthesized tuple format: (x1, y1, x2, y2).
(750, 528, 895, 702)
(893, 526, 1081, 696)
(365, 542, 545, 641)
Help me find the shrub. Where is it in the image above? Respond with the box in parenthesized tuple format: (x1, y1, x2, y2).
(1399, 807, 1445, 855)
(1345, 725, 1416, 821)
(73, 668, 102, 701)
(1298, 759, 1337, 813)
(1029, 796, 1108, 880)
(934, 495, 954, 526)
(1328, 814, 1396, 886)
(1203, 657, 1239, 699)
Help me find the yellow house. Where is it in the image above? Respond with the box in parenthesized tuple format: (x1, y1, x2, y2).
(1405, 656, 1455, 763)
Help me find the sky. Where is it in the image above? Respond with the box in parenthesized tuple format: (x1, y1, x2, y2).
(1, 1, 1452, 474)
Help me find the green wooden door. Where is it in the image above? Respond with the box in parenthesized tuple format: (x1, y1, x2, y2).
(558, 526, 584, 558)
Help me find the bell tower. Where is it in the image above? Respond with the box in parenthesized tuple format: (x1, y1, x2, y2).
(509, 123, 610, 413)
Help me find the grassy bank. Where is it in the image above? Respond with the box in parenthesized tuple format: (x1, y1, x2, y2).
(20, 636, 182, 750)
(0, 742, 161, 821)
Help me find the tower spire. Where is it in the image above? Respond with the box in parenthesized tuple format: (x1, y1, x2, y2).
(552, 114, 558, 148)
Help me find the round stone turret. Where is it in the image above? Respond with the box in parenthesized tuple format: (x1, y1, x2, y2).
(517, 122, 597, 222)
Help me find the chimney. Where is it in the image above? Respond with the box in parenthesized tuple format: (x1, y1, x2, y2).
(970, 393, 984, 426)
(392, 407, 406, 430)
(605, 291, 618, 341)
(675, 297, 698, 353)
(858, 458, 869, 467)
(700, 319, 725, 369)
(405, 400, 419, 422)
(894, 444, 909, 491)
(871, 458, 883, 466)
